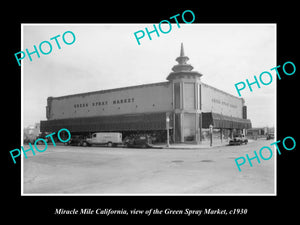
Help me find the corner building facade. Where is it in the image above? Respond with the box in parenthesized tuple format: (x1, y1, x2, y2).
(40, 44, 251, 143)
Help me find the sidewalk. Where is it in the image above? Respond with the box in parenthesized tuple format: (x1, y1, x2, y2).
(152, 140, 230, 150)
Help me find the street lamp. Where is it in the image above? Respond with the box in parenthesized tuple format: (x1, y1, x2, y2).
(166, 116, 170, 147)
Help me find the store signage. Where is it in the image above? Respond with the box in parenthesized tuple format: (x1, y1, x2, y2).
(73, 97, 135, 109)
(212, 98, 237, 108)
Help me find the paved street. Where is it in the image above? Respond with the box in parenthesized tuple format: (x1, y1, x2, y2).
(23, 139, 275, 195)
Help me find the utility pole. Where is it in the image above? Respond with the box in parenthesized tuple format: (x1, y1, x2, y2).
(166, 115, 170, 147)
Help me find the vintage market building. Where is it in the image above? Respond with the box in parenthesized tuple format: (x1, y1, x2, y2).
(40, 44, 251, 143)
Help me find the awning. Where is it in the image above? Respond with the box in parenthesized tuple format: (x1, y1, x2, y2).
(202, 112, 252, 129)
(40, 112, 172, 133)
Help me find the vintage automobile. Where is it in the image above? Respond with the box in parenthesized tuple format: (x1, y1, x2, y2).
(266, 133, 274, 140)
(229, 134, 248, 145)
(65, 135, 87, 146)
(86, 132, 122, 147)
(123, 135, 153, 148)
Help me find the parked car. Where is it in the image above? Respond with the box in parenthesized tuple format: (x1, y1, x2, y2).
(86, 132, 122, 147)
(266, 133, 274, 140)
(229, 134, 248, 145)
(34, 133, 50, 145)
(66, 135, 87, 146)
(123, 135, 153, 148)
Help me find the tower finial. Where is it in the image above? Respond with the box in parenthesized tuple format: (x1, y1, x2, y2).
(180, 42, 185, 57)
(166, 43, 203, 81)
(175, 43, 189, 65)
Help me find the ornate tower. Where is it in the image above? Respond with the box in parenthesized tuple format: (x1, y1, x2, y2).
(167, 43, 202, 81)
(168, 43, 203, 143)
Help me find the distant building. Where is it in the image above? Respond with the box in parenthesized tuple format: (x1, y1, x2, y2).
(247, 127, 274, 139)
(24, 123, 40, 143)
(41, 43, 251, 143)
(247, 128, 265, 136)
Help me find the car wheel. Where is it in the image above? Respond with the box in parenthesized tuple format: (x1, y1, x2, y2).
(82, 142, 87, 147)
(107, 142, 113, 147)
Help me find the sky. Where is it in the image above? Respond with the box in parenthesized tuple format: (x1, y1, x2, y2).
(22, 24, 276, 128)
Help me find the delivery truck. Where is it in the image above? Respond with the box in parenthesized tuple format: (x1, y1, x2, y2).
(86, 132, 122, 147)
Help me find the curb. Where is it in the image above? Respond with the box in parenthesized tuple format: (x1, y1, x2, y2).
(153, 144, 228, 150)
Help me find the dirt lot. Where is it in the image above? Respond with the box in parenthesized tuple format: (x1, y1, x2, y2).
(23, 139, 275, 195)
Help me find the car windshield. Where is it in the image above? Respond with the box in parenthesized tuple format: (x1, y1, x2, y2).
(233, 135, 241, 137)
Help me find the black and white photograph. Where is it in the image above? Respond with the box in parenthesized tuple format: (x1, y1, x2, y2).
(4, 5, 298, 221)
(21, 24, 276, 195)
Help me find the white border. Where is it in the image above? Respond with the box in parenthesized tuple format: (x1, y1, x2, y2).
(21, 23, 277, 196)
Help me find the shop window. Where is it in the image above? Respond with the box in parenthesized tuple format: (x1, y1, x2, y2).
(175, 113, 181, 142)
(183, 113, 196, 142)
